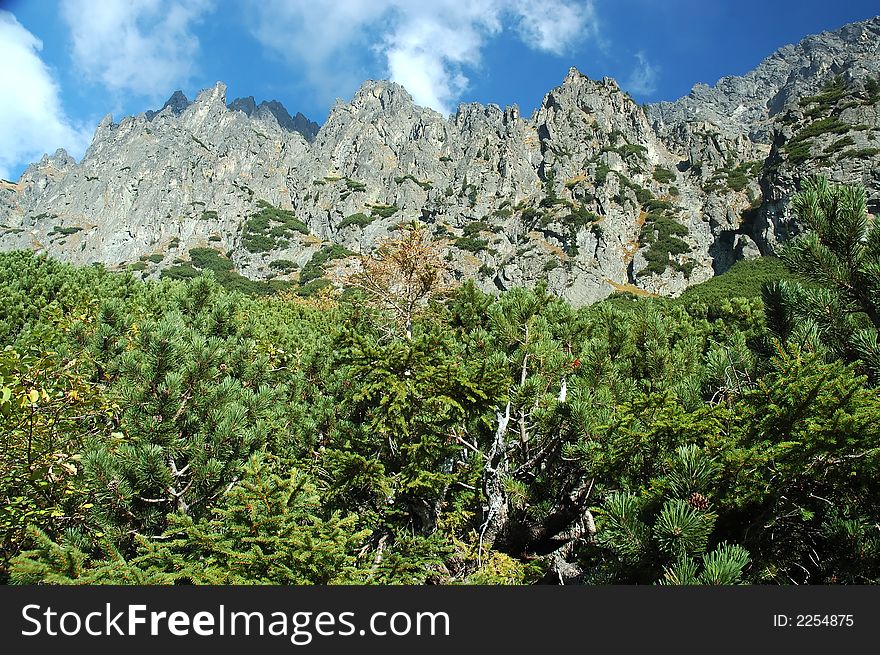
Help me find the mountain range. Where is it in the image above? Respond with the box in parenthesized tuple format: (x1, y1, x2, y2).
(1, 16, 879, 305)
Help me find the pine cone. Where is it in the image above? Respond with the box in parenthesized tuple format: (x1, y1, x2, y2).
(688, 492, 711, 510)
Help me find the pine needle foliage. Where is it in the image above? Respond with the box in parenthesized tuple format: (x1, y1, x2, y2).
(341, 222, 455, 339)
(2, 173, 880, 586)
(768, 175, 880, 379)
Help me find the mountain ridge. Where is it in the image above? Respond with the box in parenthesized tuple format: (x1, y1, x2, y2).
(2, 16, 879, 305)
(646, 15, 880, 143)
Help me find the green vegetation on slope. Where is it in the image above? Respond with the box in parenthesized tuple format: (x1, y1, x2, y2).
(161, 247, 293, 295)
(241, 200, 309, 253)
(1, 177, 878, 587)
(674, 257, 790, 306)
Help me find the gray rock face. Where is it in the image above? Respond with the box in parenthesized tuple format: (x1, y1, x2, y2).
(753, 74, 880, 252)
(228, 95, 320, 142)
(2, 16, 880, 305)
(145, 90, 191, 120)
(228, 96, 257, 115)
(1, 82, 310, 273)
(646, 17, 880, 144)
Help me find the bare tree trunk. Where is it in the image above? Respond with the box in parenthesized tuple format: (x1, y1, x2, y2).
(480, 336, 531, 560)
(479, 401, 511, 563)
(540, 507, 597, 585)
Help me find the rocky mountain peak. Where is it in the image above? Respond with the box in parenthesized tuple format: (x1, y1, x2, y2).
(348, 80, 419, 114)
(646, 15, 880, 145)
(228, 95, 258, 115)
(556, 66, 619, 94)
(258, 100, 319, 141)
(563, 66, 586, 84)
(22, 148, 75, 178)
(228, 96, 319, 141)
(174, 82, 231, 132)
(193, 81, 228, 107)
(290, 111, 320, 142)
(538, 69, 628, 115)
(163, 90, 190, 113)
(145, 90, 191, 121)
(1, 16, 878, 309)
(533, 67, 651, 154)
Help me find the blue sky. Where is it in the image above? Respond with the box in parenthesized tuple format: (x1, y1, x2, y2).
(1, 0, 878, 180)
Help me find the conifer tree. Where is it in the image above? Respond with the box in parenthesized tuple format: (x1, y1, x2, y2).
(81, 278, 284, 553)
(718, 344, 880, 582)
(124, 454, 370, 584)
(341, 222, 454, 340)
(330, 318, 506, 534)
(8, 526, 161, 585)
(764, 175, 880, 379)
(10, 455, 370, 584)
(329, 225, 506, 566)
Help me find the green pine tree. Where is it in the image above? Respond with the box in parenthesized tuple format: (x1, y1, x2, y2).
(81, 278, 284, 553)
(764, 175, 880, 379)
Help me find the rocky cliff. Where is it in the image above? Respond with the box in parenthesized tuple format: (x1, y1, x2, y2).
(2, 16, 879, 305)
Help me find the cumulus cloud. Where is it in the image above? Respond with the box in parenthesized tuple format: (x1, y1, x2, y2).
(245, 0, 599, 115)
(61, 0, 213, 99)
(0, 11, 92, 180)
(625, 51, 659, 96)
(244, 0, 392, 109)
(510, 0, 599, 55)
(382, 2, 503, 114)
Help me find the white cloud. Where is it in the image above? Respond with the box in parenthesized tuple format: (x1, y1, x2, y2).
(510, 0, 599, 55)
(381, 2, 503, 114)
(61, 0, 213, 99)
(625, 51, 659, 96)
(0, 11, 92, 181)
(245, 0, 393, 109)
(245, 0, 599, 115)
